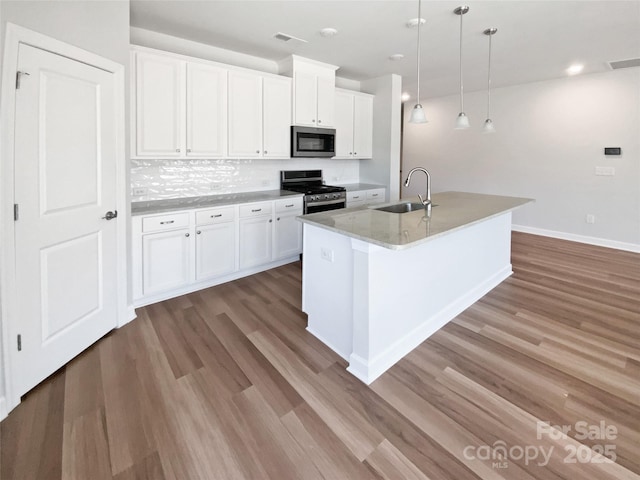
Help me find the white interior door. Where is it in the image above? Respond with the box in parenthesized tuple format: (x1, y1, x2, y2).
(12, 43, 118, 397)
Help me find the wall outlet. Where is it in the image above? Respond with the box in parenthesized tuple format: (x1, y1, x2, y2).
(132, 187, 148, 196)
(261, 180, 270, 186)
(320, 247, 334, 262)
(595, 166, 615, 176)
(586, 214, 596, 224)
(210, 183, 222, 190)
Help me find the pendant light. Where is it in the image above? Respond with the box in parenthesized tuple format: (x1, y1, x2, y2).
(409, 0, 427, 123)
(483, 28, 497, 133)
(454, 5, 470, 129)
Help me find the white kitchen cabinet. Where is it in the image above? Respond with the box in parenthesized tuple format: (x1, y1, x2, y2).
(334, 89, 374, 159)
(195, 206, 237, 281)
(228, 70, 263, 158)
(228, 71, 291, 159)
(133, 49, 229, 159)
(133, 196, 303, 306)
(262, 76, 292, 158)
(283, 55, 338, 128)
(135, 51, 184, 157)
(186, 62, 227, 157)
(142, 228, 192, 296)
(346, 187, 386, 207)
(273, 197, 303, 259)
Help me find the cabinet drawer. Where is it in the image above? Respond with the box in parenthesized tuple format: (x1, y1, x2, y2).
(239, 201, 273, 218)
(275, 197, 303, 214)
(196, 206, 236, 225)
(347, 191, 365, 202)
(142, 212, 190, 233)
(366, 189, 385, 203)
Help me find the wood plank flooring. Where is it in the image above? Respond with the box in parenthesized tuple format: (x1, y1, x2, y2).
(2, 232, 639, 479)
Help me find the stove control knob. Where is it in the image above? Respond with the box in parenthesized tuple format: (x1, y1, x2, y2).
(324, 194, 330, 200)
(309, 195, 315, 201)
(332, 193, 339, 199)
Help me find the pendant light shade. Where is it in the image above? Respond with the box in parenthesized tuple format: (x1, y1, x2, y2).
(454, 5, 470, 130)
(409, 0, 427, 123)
(483, 27, 497, 133)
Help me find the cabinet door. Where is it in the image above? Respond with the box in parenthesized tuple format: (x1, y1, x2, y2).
(293, 71, 317, 126)
(135, 52, 184, 157)
(228, 70, 262, 158)
(334, 91, 354, 158)
(274, 213, 302, 259)
(239, 216, 272, 269)
(195, 222, 236, 280)
(316, 76, 335, 127)
(187, 63, 227, 157)
(353, 95, 373, 159)
(142, 228, 191, 295)
(263, 76, 291, 158)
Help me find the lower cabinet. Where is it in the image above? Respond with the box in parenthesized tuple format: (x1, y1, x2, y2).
(142, 227, 191, 295)
(195, 222, 236, 280)
(239, 214, 273, 269)
(132, 195, 303, 305)
(346, 187, 386, 207)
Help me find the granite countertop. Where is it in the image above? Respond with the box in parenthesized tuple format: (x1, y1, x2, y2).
(297, 191, 534, 251)
(131, 190, 303, 216)
(337, 183, 386, 192)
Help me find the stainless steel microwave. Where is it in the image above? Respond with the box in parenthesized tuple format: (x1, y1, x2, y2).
(291, 126, 336, 158)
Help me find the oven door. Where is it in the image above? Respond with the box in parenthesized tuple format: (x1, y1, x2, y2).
(305, 198, 346, 214)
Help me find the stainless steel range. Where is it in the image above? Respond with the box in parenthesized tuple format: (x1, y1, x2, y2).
(280, 170, 347, 214)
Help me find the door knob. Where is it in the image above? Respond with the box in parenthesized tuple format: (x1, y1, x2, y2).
(102, 210, 117, 220)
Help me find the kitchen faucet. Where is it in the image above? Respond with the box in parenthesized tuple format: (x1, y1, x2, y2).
(404, 167, 432, 212)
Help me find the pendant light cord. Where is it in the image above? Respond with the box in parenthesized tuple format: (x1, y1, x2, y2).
(486, 32, 492, 118)
(416, 0, 422, 106)
(459, 11, 464, 112)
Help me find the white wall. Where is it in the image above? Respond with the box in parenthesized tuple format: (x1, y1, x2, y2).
(360, 74, 403, 202)
(0, 0, 130, 416)
(402, 69, 640, 250)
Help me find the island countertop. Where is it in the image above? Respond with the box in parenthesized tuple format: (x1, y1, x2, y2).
(298, 191, 534, 250)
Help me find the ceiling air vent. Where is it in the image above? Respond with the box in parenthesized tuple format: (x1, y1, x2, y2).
(273, 32, 307, 43)
(608, 58, 640, 70)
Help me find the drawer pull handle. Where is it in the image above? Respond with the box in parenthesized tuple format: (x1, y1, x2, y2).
(285, 204, 294, 208)
(211, 214, 223, 218)
(251, 208, 262, 213)
(372, 194, 378, 197)
(353, 196, 360, 199)
(160, 220, 175, 225)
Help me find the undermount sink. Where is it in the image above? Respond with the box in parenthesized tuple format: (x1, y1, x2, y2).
(374, 202, 437, 214)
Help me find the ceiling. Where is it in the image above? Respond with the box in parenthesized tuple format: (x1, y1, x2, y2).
(130, 0, 640, 99)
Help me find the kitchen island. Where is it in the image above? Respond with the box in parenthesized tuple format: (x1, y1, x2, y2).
(298, 191, 533, 384)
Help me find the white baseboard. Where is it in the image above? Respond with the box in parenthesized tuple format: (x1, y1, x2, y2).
(0, 396, 7, 421)
(347, 266, 513, 385)
(512, 225, 640, 253)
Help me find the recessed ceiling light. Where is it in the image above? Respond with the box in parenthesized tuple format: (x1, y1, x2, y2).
(401, 92, 411, 101)
(406, 18, 426, 28)
(389, 54, 405, 61)
(567, 64, 584, 75)
(319, 27, 338, 37)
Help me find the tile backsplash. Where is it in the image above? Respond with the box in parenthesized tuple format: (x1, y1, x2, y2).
(131, 158, 360, 200)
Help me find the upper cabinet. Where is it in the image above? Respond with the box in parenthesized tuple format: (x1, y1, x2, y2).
(281, 55, 338, 128)
(134, 52, 185, 157)
(133, 50, 227, 159)
(186, 62, 227, 158)
(334, 89, 374, 159)
(228, 71, 291, 159)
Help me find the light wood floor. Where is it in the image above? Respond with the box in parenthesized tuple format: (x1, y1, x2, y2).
(2, 232, 639, 479)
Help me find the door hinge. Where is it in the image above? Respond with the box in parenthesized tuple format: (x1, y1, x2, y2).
(14, 204, 19, 221)
(16, 70, 30, 89)
(17, 334, 22, 351)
